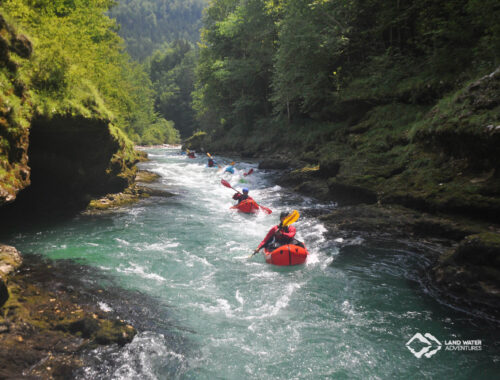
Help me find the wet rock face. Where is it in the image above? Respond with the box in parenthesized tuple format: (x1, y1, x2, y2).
(0, 115, 132, 220)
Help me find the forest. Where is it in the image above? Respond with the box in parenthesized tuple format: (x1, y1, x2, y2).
(192, 0, 499, 141)
(109, 0, 208, 60)
(0, 0, 180, 146)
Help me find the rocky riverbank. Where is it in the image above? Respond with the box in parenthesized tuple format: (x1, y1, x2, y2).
(0, 245, 136, 378)
(0, 155, 170, 378)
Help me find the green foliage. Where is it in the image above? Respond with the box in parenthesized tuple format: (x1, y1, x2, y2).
(0, 0, 180, 145)
(140, 118, 179, 145)
(108, 0, 209, 60)
(193, 0, 276, 132)
(194, 0, 500, 132)
(147, 40, 199, 138)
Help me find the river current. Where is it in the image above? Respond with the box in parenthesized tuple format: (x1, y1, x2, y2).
(3, 147, 500, 379)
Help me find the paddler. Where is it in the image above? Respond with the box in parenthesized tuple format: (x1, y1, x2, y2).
(207, 157, 217, 167)
(253, 211, 303, 254)
(224, 161, 236, 174)
(233, 188, 251, 204)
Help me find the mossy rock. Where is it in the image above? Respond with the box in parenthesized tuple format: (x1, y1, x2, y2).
(94, 319, 136, 346)
(61, 316, 136, 346)
(135, 170, 160, 183)
(431, 232, 500, 317)
(450, 232, 500, 268)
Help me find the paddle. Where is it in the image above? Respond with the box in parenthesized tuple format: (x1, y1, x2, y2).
(220, 179, 272, 215)
(243, 168, 254, 177)
(249, 209, 300, 258)
(282, 210, 299, 227)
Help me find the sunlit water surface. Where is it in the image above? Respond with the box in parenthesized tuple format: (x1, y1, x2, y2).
(5, 147, 500, 379)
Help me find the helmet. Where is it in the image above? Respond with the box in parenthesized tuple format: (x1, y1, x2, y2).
(280, 211, 289, 219)
(242, 188, 249, 193)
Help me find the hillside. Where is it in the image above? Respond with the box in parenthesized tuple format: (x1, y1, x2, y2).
(0, 0, 177, 214)
(109, 0, 209, 60)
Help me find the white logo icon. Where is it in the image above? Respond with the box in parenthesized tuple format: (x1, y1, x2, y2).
(406, 333, 442, 358)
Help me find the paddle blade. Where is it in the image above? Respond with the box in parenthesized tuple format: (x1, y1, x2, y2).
(244, 168, 254, 177)
(282, 210, 299, 226)
(221, 179, 232, 188)
(259, 205, 272, 214)
(207, 152, 212, 158)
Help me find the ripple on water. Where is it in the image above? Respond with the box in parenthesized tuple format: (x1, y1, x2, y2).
(5, 147, 499, 380)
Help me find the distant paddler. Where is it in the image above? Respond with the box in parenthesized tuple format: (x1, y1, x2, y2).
(224, 161, 236, 174)
(207, 153, 220, 168)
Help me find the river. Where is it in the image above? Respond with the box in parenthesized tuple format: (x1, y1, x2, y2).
(3, 147, 500, 379)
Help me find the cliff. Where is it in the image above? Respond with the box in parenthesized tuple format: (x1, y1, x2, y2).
(0, 14, 138, 220)
(0, 13, 140, 376)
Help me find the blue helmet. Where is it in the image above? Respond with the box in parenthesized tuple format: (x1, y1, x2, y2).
(242, 188, 249, 193)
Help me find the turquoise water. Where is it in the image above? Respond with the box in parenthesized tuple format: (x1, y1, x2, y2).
(4, 147, 500, 379)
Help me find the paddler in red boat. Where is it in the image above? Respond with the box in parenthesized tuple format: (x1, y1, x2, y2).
(233, 187, 251, 204)
(253, 211, 304, 255)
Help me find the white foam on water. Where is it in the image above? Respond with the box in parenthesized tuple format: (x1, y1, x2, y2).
(138, 241, 180, 252)
(81, 332, 187, 380)
(116, 262, 166, 282)
(98, 301, 113, 312)
(114, 238, 130, 246)
(199, 298, 233, 317)
(236, 290, 245, 306)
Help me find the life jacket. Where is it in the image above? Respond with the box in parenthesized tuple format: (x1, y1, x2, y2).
(233, 193, 250, 203)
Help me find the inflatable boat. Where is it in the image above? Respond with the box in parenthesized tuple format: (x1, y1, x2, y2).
(264, 244, 308, 266)
(231, 199, 260, 214)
